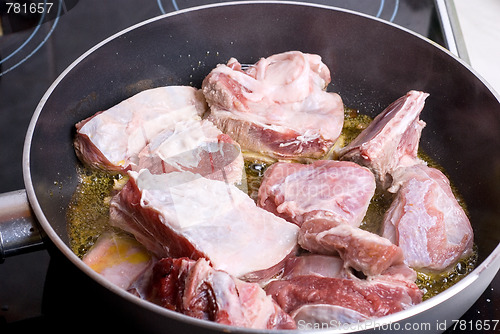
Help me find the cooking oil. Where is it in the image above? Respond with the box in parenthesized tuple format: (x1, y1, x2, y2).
(416, 247, 478, 300)
(66, 167, 126, 258)
(66, 106, 477, 299)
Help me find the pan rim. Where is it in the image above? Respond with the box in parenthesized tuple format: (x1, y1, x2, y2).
(22, 1, 500, 332)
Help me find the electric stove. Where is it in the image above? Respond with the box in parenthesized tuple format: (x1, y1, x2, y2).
(0, 1, 498, 332)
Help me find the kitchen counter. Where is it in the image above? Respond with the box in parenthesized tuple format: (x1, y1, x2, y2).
(453, 0, 500, 93)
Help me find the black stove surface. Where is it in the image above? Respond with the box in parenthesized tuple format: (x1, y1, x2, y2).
(0, 1, 498, 333)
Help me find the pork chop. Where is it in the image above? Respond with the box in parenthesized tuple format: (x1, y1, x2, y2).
(266, 270, 422, 324)
(257, 160, 375, 227)
(74, 86, 207, 171)
(382, 164, 474, 271)
(202, 51, 344, 160)
(339, 90, 428, 189)
(135, 119, 244, 184)
(109, 170, 298, 279)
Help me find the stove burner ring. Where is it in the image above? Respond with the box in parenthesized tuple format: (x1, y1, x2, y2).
(377, 0, 399, 22)
(0, 0, 63, 77)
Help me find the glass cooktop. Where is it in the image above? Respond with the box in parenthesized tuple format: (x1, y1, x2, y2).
(0, 0, 497, 332)
(0, 0, 449, 192)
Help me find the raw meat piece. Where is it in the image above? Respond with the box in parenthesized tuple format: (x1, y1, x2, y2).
(265, 272, 422, 323)
(109, 170, 298, 278)
(136, 119, 244, 184)
(266, 253, 421, 326)
(281, 253, 415, 281)
(258, 160, 376, 227)
(381, 263, 418, 282)
(256, 159, 397, 276)
(339, 90, 428, 189)
(238, 252, 295, 285)
(74, 86, 207, 171)
(202, 51, 344, 160)
(299, 219, 404, 276)
(149, 257, 296, 329)
(382, 164, 473, 271)
(82, 231, 154, 291)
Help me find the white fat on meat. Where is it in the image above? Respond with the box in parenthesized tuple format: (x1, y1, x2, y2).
(382, 164, 474, 271)
(339, 90, 428, 189)
(74, 86, 207, 171)
(202, 51, 344, 160)
(109, 170, 298, 278)
(136, 119, 244, 184)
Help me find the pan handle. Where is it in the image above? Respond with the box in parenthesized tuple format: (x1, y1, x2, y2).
(0, 189, 46, 263)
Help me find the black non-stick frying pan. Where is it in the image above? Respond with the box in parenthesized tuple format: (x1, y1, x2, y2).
(1, 2, 499, 333)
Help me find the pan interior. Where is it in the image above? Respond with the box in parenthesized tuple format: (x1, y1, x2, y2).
(25, 0, 500, 321)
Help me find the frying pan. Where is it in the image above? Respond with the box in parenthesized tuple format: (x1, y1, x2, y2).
(1, 2, 499, 333)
